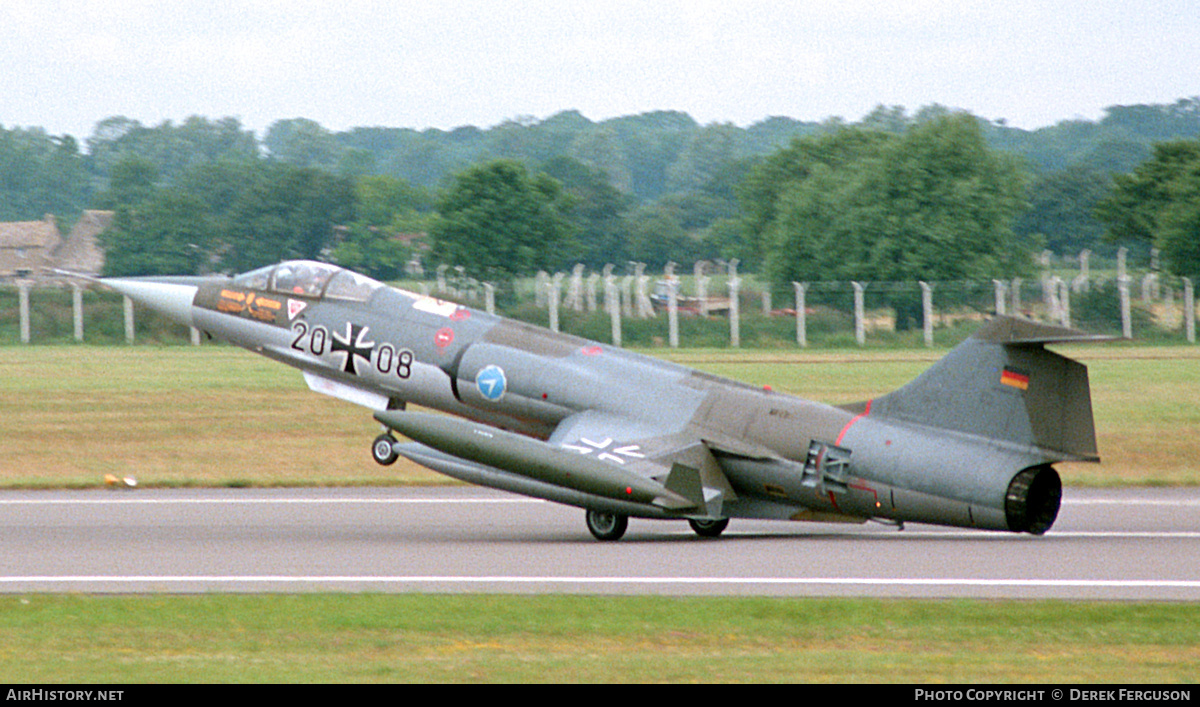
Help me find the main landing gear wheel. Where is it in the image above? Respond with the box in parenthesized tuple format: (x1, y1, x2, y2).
(585, 509, 628, 541)
(371, 433, 399, 466)
(687, 518, 730, 538)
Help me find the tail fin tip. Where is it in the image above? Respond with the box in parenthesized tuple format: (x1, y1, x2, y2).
(973, 315, 1120, 345)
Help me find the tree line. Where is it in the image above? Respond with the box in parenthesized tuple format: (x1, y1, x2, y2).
(1, 98, 1199, 283)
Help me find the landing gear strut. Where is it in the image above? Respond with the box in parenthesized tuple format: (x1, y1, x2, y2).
(585, 509, 628, 541)
(687, 518, 729, 538)
(371, 433, 398, 466)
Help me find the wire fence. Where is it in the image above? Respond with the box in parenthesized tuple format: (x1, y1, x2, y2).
(4, 269, 1194, 348)
(497, 273, 1196, 348)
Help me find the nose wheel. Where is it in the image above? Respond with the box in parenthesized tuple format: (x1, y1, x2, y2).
(585, 509, 628, 541)
(371, 433, 399, 466)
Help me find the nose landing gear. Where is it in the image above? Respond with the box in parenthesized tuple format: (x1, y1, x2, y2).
(371, 433, 399, 466)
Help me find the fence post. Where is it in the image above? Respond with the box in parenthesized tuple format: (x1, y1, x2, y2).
(1142, 273, 1159, 303)
(123, 295, 135, 344)
(566, 264, 584, 312)
(635, 263, 654, 319)
(606, 277, 621, 347)
(729, 275, 741, 348)
(1073, 249, 1091, 293)
(1058, 278, 1071, 328)
(1119, 276, 1132, 339)
(547, 276, 560, 333)
(18, 280, 32, 344)
(667, 279, 679, 348)
(993, 279, 1007, 316)
(852, 281, 865, 346)
(1046, 276, 1062, 324)
(919, 281, 934, 348)
(534, 271, 548, 308)
(451, 265, 465, 298)
(585, 273, 598, 312)
(792, 282, 807, 347)
(1185, 278, 1195, 344)
(72, 283, 84, 342)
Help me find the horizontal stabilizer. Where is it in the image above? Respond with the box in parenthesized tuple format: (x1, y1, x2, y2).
(972, 316, 1121, 345)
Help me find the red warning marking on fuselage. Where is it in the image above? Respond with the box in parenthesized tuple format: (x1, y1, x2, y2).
(434, 327, 455, 348)
(581, 346, 602, 355)
(850, 481, 879, 506)
(835, 399, 871, 446)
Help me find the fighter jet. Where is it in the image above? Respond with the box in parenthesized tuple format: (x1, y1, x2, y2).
(99, 260, 1108, 541)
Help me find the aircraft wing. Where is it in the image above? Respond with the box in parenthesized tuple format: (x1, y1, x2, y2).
(546, 410, 740, 518)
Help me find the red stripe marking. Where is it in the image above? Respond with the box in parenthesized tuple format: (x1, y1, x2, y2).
(835, 399, 871, 446)
(850, 481, 879, 507)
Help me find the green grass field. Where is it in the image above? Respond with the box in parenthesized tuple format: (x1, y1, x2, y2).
(1, 343, 1197, 487)
(1, 595, 1198, 683)
(1, 343, 1198, 683)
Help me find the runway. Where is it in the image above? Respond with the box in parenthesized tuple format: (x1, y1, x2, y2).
(1, 486, 1198, 599)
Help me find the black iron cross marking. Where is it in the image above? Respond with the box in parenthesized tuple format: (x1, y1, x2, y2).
(330, 322, 375, 375)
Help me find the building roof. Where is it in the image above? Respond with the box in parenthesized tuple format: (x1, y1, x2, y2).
(53, 210, 112, 276)
(0, 215, 60, 249)
(0, 211, 113, 279)
(0, 215, 61, 277)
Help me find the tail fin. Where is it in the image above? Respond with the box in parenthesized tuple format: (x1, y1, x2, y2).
(864, 316, 1110, 462)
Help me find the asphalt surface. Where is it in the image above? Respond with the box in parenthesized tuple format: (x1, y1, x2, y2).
(1, 486, 1198, 599)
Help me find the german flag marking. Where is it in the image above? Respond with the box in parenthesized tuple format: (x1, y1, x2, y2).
(1001, 366, 1030, 391)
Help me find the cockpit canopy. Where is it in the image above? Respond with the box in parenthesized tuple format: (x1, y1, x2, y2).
(231, 260, 384, 302)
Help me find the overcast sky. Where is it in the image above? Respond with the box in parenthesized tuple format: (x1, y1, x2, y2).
(3, 0, 1198, 141)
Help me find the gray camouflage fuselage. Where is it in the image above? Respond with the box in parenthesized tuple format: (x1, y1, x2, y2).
(102, 261, 1106, 539)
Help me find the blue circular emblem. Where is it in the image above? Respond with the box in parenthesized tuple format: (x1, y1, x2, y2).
(475, 365, 507, 402)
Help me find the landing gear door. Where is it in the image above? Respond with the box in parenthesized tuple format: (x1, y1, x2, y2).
(802, 441, 853, 493)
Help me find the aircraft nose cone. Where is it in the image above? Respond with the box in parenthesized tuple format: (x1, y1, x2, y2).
(101, 277, 202, 328)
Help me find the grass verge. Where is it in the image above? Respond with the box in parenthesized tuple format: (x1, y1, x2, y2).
(4, 344, 1196, 488)
(1, 595, 1198, 683)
